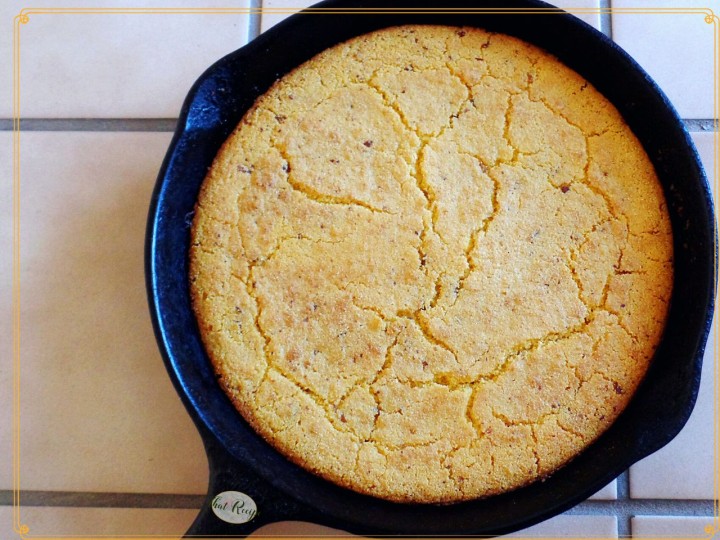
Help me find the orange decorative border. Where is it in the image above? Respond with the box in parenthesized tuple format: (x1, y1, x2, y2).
(10, 6, 720, 540)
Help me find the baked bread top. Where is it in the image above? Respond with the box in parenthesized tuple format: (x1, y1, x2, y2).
(189, 25, 673, 503)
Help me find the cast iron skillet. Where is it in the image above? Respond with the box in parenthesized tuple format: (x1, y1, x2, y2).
(146, 0, 716, 536)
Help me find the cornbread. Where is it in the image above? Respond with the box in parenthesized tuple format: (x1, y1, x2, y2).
(189, 25, 673, 503)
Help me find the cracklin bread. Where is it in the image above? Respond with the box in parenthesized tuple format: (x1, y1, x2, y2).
(190, 25, 673, 503)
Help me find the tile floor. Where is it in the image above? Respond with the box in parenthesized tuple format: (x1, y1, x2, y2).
(611, 0, 716, 120)
(0, 0, 252, 119)
(1, 0, 717, 538)
(631, 516, 715, 538)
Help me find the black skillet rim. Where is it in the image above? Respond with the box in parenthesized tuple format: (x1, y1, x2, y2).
(146, 0, 716, 536)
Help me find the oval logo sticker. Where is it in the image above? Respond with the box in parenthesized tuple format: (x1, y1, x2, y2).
(211, 491, 258, 524)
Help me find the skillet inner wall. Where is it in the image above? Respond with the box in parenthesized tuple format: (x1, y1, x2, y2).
(148, 3, 714, 536)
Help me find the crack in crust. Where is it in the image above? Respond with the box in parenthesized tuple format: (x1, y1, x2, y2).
(189, 25, 674, 504)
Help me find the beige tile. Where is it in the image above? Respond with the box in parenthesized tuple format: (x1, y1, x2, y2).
(252, 515, 618, 538)
(631, 516, 715, 538)
(11, 132, 207, 493)
(694, 131, 718, 215)
(612, 0, 715, 119)
(628, 132, 716, 500)
(0, 0, 250, 118)
(589, 480, 617, 500)
(693, 131, 718, 198)
(0, 134, 13, 490)
(507, 514, 617, 537)
(260, 0, 601, 33)
(0, 505, 197, 538)
(629, 320, 716, 499)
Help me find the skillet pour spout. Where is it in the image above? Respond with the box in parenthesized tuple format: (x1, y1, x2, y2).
(145, 0, 716, 536)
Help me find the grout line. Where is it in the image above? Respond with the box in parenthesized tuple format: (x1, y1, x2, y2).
(617, 516, 631, 538)
(0, 490, 715, 515)
(0, 118, 178, 132)
(618, 516, 631, 538)
(683, 119, 719, 132)
(600, 0, 612, 39)
(0, 491, 204, 509)
(565, 498, 715, 516)
(248, 0, 262, 40)
(1, 118, 716, 133)
(617, 515, 632, 538)
(617, 470, 630, 499)
(616, 471, 631, 538)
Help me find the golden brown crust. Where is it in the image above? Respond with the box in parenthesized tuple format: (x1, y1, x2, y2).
(189, 25, 673, 503)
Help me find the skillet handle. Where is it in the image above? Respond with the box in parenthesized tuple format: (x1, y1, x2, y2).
(185, 423, 313, 538)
